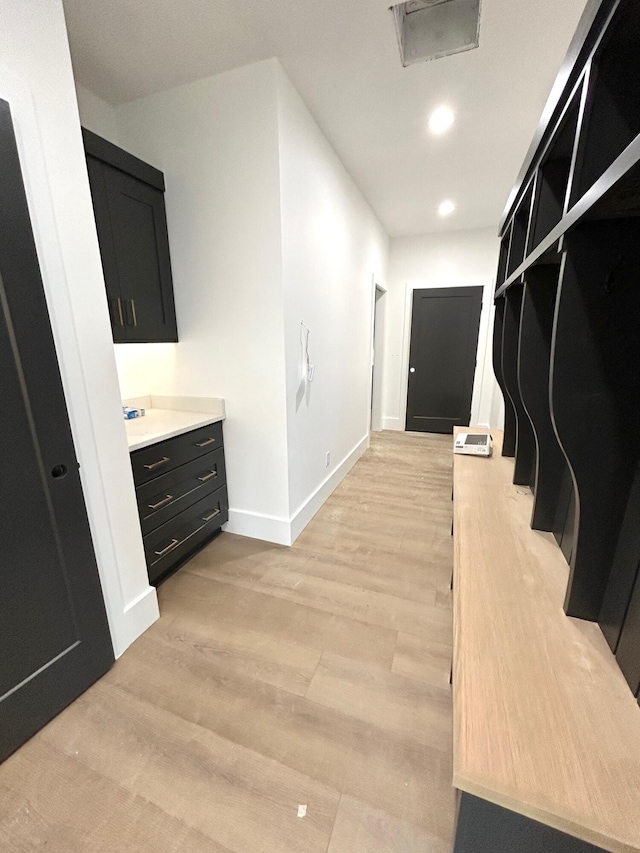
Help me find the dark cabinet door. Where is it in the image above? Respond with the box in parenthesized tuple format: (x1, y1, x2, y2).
(84, 131, 178, 344)
(0, 99, 114, 762)
(86, 155, 127, 342)
(103, 163, 178, 343)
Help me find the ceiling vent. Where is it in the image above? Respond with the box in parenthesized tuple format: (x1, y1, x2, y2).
(392, 0, 482, 67)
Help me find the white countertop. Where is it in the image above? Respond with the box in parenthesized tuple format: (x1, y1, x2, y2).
(123, 395, 225, 452)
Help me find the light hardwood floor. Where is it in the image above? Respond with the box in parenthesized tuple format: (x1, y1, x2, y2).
(0, 430, 455, 853)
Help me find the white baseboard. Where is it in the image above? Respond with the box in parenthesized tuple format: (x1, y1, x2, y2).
(382, 416, 403, 431)
(289, 434, 370, 543)
(113, 585, 159, 659)
(224, 509, 292, 546)
(223, 434, 370, 546)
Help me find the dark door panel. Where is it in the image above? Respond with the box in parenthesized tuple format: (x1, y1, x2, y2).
(83, 128, 178, 345)
(104, 164, 178, 343)
(0, 99, 114, 762)
(85, 155, 127, 342)
(406, 287, 483, 433)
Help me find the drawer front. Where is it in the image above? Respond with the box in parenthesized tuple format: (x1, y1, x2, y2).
(131, 421, 223, 486)
(136, 447, 226, 535)
(143, 485, 228, 585)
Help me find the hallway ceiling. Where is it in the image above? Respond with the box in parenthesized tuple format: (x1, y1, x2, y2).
(63, 0, 589, 237)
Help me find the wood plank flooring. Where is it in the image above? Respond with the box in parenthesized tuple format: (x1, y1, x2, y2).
(0, 430, 455, 852)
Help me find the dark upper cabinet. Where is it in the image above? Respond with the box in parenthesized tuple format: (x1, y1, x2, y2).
(83, 129, 178, 344)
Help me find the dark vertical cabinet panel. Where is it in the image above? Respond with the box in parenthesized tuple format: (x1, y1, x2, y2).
(518, 266, 572, 533)
(599, 461, 640, 651)
(86, 156, 126, 341)
(0, 100, 113, 762)
(492, 298, 516, 457)
(616, 572, 640, 695)
(104, 165, 177, 342)
(502, 284, 535, 488)
(551, 221, 640, 621)
(84, 130, 178, 344)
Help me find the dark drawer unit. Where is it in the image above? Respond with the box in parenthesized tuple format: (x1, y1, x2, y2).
(136, 447, 226, 535)
(144, 486, 229, 586)
(131, 421, 223, 486)
(130, 420, 227, 586)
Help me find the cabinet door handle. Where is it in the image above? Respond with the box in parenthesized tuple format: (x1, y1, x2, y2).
(195, 437, 216, 448)
(154, 538, 179, 557)
(131, 299, 138, 327)
(143, 456, 170, 470)
(117, 297, 125, 327)
(202, 507, 221, 522)
(148, 494, 174, 511)
(197, 468, 218, 482)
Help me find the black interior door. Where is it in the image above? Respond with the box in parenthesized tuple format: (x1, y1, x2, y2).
(103, 162, 177, 343)
(406, 286, 483, 433)
(0, 99, 114, 763)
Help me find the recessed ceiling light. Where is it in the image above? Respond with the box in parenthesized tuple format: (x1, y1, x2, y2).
(438, 200, 456, 217)
(429, 105, 455, 135)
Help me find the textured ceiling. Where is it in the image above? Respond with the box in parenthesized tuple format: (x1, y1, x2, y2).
(63, 0, 589, 236)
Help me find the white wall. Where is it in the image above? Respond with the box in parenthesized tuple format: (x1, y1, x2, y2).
(77, 59, 389, 544)
(383, 227, 502, 430)
(75, 82, 120, 145)
(0, 0, 158, 658)
(113, 61, 291, 539)
(275, 66, 389, 536)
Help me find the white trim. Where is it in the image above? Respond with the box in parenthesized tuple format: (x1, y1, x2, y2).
(224, 433, 370, 545)
(370, 277, 387, 432)
(116, 586, 160, 658)
(289, 433, 369, 542)
(382, 416, 403, 430)
(224, 509, 292, 546)
(1, 72, 158, 660)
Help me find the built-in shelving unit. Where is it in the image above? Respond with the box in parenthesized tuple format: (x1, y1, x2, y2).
(493, 0, 640, 697)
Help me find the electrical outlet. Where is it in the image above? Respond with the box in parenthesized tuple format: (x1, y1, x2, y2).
(325, 452, 331, 468)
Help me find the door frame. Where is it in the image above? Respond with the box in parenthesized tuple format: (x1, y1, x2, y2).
(0, 75, 158, 661)
(399, 280, 491, 432)
(370, 278, 387, 432)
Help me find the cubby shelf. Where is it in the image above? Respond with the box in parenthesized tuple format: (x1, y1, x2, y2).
(550, 220, 640, 620)
(492, 0, 640, 695)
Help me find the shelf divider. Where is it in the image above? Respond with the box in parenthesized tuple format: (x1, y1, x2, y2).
(518, 265, 572, 534)
(502, 283, 536, 487)
(492, 297, 516, 457)
(550, 219, 640, 620)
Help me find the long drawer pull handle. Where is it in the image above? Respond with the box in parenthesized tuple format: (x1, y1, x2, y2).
(154, 538, 179, 557)
(148, 494, 174, 511)
(197, 468, 218, 482)
(144, 456, 170, 470)
(202, 507, 221, 522)
(195, 437, 216, 448)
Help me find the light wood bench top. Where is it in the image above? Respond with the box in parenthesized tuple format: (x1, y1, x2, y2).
(453, 428, 640, 853)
